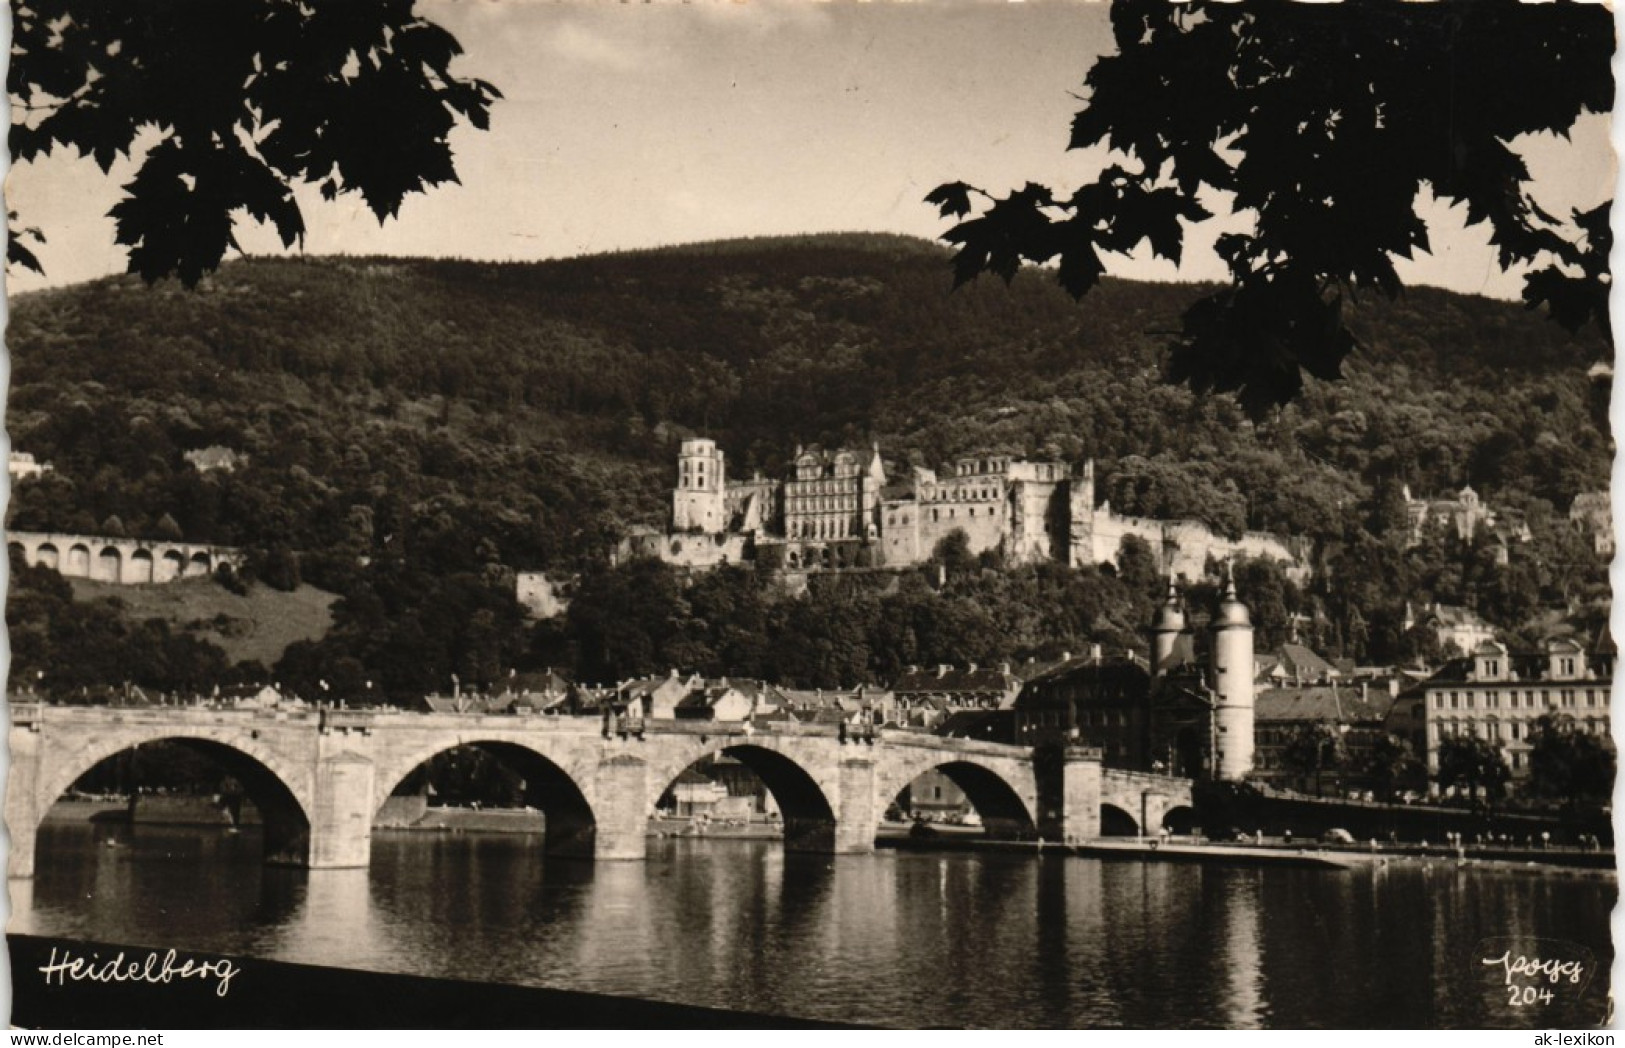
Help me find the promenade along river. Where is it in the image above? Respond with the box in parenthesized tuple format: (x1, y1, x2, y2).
(11, 823, 1616, 1028)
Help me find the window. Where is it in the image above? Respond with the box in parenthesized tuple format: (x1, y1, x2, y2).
(1510, 722, 1521, 740)
(1450, 693, 1459, 709)
(1465, 693, 1475, 710)
(1486, 693, 1499, 709)
(1434, 694, 1446, 710)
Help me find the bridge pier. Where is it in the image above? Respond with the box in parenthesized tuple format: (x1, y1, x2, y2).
(592, 753, 650, 861)
(1140, 792, 1170, 838)
(1037, 749, 1101, 845)
(832, 755, 879, 854)
(6, 724, 44, 878)
(304, 751, 376, 869)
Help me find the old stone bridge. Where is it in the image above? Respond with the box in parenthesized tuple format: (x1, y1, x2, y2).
(6, 704, 1192, 877)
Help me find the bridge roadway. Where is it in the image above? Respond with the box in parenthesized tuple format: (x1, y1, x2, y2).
(5, 704, 1193, 876)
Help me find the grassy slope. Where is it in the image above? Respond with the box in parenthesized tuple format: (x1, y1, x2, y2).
(67, 577, 337, 667)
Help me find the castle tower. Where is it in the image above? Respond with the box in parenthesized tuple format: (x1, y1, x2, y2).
(672, 439, 727, 534)
(1078, 458, 1096, 507)
(1210, 567, 1255, 781)
(1067, 459, 1099, 568)
(1151, 580, 1186, 676)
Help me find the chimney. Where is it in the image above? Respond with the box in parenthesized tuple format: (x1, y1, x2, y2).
(938, 665, 950, 678)
(1360, 682, 1369, 702)
(1086, 645, 1098, 663)
(968, 662, 978, 673)
(669, 667, 679, 679)
(999, 662, 1011, 675)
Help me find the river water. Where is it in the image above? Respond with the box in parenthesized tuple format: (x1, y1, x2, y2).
(10, 823, 1616, 1028)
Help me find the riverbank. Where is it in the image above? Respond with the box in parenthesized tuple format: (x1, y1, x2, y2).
(648, 816, 783, 840)
(877, 834, 1617, 878)
(42, 796, 261, 826)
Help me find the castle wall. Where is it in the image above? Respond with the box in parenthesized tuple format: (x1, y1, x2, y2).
(1069, 503, 1307, 582)
(879, 499, 923, 567)
(621, 531, 752, 570)
(1008, 477, 1066, 564)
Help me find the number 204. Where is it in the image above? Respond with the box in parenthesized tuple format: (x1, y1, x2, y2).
(1509, 985, 1556, 1007)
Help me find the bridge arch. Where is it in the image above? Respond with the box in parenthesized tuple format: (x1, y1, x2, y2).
(127, 548, 155, 584)
(93, 546, 123, 582)
(36, 542, 59, 570)
(875, 757, 1039, 840)
(30, 731, 316, 867)
(1100, 802, 1140, 837)
(648, 739, 841, 852)
(65, 543, 91, 577)
(186, 551, 212, 577)
(1161, 805, 1199, 835)
(373, 739, 601, 858)
(159, 549, 185, 582)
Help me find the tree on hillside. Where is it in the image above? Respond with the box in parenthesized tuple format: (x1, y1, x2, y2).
(930, 0, 1612, 416)
(10, 0, 500, 285)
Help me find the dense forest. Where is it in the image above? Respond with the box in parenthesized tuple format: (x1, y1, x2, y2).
(6, 234, 1612, 700)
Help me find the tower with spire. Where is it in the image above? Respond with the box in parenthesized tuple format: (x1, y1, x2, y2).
(1210, 565, 1256, 781)
(1151, 580, 1186, 677)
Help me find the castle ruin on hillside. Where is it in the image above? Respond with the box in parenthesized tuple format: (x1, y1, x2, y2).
(618, 440, 1309, 582)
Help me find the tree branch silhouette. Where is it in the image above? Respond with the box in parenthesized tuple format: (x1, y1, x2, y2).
(10, 0, 501, 287)
(931, 0, 1613, 418)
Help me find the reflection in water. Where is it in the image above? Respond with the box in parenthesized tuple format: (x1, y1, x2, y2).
(12, 825, 1615, 1029)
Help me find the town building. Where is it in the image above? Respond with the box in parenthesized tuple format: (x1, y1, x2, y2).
(8, 452, 52, 482)
(1255, 643, 1342, 686)
(891, 663, 1025, 729)
(1397, 636, 1615, 781)
(1250, 684, 1397, 792)
(1405, 601, 1498, 656)
(1401, 484, 1530, 554)
(184, 446, 245, 474)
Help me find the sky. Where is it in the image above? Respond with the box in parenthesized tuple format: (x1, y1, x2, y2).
(2, 0, 1617, 298)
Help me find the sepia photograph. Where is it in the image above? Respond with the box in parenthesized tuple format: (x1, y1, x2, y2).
(2, 0, 1617, 1031)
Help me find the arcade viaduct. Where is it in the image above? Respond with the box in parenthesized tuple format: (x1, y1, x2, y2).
(6, 705, 1192, 877)
(8, 531, 244, 586)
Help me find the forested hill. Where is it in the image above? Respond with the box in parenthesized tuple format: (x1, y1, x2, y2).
(6, 232, 1612, 575)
